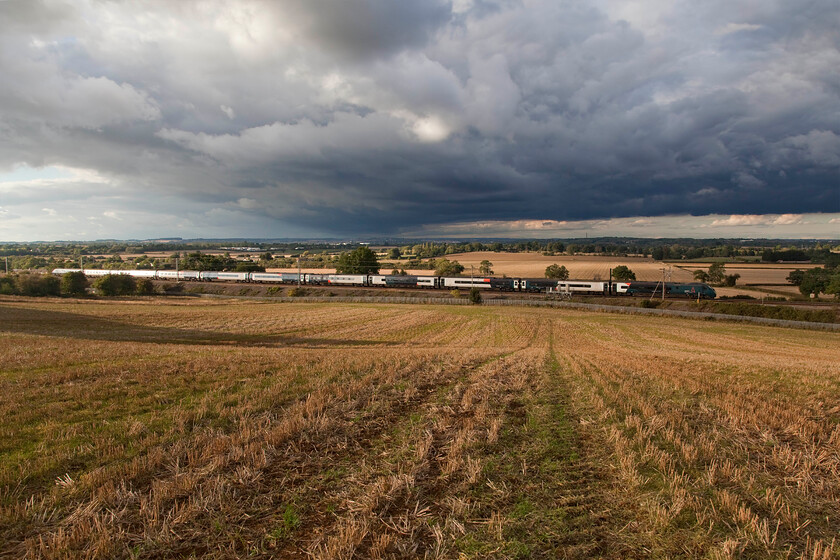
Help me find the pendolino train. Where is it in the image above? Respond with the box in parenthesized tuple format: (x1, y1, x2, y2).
(52, 268, 717, 298)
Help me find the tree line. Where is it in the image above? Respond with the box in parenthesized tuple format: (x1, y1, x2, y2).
(0, 271, 156, 297)
(786, 266, 840, 298)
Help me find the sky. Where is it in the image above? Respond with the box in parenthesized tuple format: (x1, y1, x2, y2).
(1, 0, 838, 241)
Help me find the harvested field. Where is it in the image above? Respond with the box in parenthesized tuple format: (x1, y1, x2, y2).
(708, 286, 768, 298)
(675, 264, 817, 285)
(750, 284, 804, 295)
(443, 252, 687, 281)
(1, 297, 839, 558)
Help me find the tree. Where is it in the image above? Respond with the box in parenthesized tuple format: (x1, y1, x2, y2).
(825, 273, 840, 299)
(786, 269, 805, 286)
(707, 262, 726, 285)
(181, 251, 236, 271)
(260, 252, 273, 261)
(612, 265, 636, 281)
(434, 258, 465, 276)
(723, 273, 741, 287)
(61, 271, 89, 296)
(545, 264, 570, 280)
(335, 246, 380, 274)
(93, 274, 136, 296)
(693, 270, 709, 282)
(387, 248, 401, 260)
(799, 268, 832, 297)
(469, 287, 482, 304)
(762, 249, 809, 262)
(479, 260, 493, 275)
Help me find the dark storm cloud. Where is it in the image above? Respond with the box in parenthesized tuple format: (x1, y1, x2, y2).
(1, 0, 838, 240)
(277, 0, 452, 60)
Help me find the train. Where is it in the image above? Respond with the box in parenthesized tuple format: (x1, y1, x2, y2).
(51, 268, 717, 298)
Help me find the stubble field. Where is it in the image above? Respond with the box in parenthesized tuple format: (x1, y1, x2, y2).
(410, 252, 682, 282)
(1, 297, 839, 559)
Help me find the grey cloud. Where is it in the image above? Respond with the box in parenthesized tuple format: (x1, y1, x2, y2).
(0, 0, 77, 33)
(275, 0, 452, 60)
(1, 0, 838, 240)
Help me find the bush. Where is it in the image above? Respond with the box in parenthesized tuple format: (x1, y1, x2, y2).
(163, 283, 184, 294)
(16, 273, 61, 297)
(0, 276, 15, 295)
(234, 262, 265, 272)
(135, 278, 156, 295)
(469, 287, 482, 304)
(61, 271, 89, 296)
(287, 286, 306, 297)
(711, 302, 836, 323)
(93, 274, 137, 296)
(639, 299, 660, 308)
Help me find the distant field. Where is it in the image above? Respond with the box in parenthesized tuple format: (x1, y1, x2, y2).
(423, 253, 819, 297)
(429, 251, 692, 281)
(675, 263, 820, 285)
(1, 298, 839, 558)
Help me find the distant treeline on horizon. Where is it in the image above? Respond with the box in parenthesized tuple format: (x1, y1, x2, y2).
(2, 239, 839, 274)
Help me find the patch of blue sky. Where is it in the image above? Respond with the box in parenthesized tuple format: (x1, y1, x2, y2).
(0, 165, 74, 183)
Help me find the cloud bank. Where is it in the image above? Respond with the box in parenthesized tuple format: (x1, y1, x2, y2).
(1, 0, 839, 240)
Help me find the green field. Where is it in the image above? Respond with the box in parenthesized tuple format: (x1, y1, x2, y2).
(1, 297, 839, 558)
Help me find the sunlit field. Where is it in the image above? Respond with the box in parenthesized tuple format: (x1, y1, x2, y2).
(1, 297, 839, 558)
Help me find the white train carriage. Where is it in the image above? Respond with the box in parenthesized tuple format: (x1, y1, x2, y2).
(52, 268, 82, 275)
(416, 276, 439, 288)
(215, 271, 250, 282)
(613, 282, 630, 294)
(157, 270, 200, 281)
(327, 274, 369, 286)
(442, 277, 494, 289)
(84, 269, 116, 277)
(128, 270, 156, 278)
(554, 281, 609, 294)
(250, 272, 300, 283)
